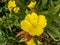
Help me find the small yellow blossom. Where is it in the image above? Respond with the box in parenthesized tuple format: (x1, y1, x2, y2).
(28, 1, 36, 9)
(8, 0, 16, 12)
(13, 7, 20, 13)
(20, 12, 47, 36)
(26, 38, 36, 45)
(8, 1, 16, 7)
(26, 38, 42, 45)
(38, 40, 42, 45)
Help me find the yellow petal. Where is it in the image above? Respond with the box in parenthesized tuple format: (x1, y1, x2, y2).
(8, 1, 15, 5)
(29, 27, 44, 36)
(8, 1, 16, 8)
(20, 20, 32, 32)
(25, 12, 38, 25)
(25, 13, 31, 21)
(37, 15, 47, 28)
(8, 1, 12, 4)
(26, 38, 36, 45)
(8, 5, 13, 12)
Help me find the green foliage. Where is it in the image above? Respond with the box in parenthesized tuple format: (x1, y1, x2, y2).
(0, 0, 60, 45)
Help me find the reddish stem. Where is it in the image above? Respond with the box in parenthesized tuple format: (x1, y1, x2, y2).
(16, 31, 25, 37)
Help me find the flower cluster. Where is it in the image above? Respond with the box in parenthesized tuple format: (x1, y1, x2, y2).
(1, 0, 59, 45)
(8, 0, 20, 13)
(8, 0, 47, 45)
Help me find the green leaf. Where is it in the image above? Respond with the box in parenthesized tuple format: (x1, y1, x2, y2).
(47, 25, 60, 41)
(41, 0, 48, 8)
(0, 8, 2, 12)
(33, 36, 38, 45)
(0, 30, 7, 45)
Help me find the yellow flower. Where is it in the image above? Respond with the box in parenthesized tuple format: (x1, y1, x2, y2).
(20, 12, 47, 36)
(26, 38, 42, 45)
(26, 38, 36, 45)
(8, 1, 16, 7)
(28, 1, 36, 9)
(8, 0, 16, 12)
(13, 7, 20, 13)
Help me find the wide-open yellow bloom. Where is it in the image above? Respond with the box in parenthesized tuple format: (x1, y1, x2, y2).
(20, 12, 47, 36)
(8, 0, 16, 11)
(28, 1, 36, 9)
